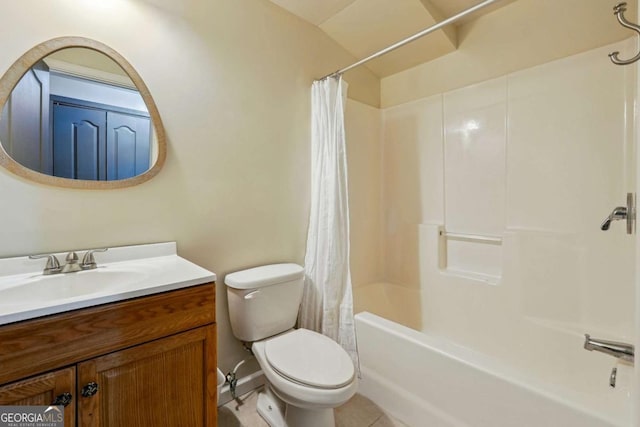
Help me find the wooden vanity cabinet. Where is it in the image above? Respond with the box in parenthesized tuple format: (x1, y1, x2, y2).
(0, 283, 217, 427)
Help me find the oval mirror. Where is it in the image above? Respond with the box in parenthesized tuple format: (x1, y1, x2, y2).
(0, 37, 166, 189)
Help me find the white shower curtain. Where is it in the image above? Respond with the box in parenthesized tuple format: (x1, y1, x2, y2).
(299, 75, 359, 369)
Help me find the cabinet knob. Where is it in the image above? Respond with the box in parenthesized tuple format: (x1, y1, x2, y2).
(52, 392, 73, 407)
(81, 382, 99, 397)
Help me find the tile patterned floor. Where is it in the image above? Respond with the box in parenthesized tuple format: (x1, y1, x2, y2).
(219, 390, 408, 427)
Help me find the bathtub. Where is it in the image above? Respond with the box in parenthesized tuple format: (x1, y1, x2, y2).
(355, 312, 628, 427)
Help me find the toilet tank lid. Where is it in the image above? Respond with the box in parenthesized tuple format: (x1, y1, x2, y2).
(225, 263, 304, 289)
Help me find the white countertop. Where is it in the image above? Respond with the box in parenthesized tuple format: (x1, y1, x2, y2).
(0, 242, 216, 326)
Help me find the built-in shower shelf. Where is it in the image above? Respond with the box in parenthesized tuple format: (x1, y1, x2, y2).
(439, 228, 503, 285)
(439, 230, 502, 244)
(440, 268, 501, 285)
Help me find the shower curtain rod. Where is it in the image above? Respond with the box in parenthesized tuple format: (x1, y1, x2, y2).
(317, 0, 501, 81)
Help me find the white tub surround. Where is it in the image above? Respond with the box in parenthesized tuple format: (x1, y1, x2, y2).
(0, 242, 216, 325)
(350, 39, 637, 426)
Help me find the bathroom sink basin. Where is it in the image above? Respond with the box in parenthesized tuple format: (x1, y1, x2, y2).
(0, 268, 148, 305)
(0, 242, 216, 325)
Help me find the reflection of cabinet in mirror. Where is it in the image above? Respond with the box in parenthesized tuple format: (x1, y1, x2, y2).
(0, 64, 151, 181)
(52, 97, 151, 181)
(0, 60, 51, 174)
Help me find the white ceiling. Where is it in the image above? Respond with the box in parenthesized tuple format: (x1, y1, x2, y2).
(269, 0, 514, 77)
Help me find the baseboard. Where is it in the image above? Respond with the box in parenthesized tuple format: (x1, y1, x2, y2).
(217, 370, 266, 406)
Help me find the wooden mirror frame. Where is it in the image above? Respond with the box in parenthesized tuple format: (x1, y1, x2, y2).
(0, 37, 166, 189)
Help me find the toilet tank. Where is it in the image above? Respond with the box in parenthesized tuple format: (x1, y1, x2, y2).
(225, 263, 305, 342)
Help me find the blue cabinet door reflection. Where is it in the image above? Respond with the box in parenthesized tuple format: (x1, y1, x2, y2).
(107, 111, 150, 180)
(52, 104, 106, 180)
(52, 99, 151, 181)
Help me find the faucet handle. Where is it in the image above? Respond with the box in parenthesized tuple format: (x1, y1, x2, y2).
(66, 251, 79, 263)
(81, 248, 108, 270)
(600, 193, 636, 233)
(600, 206, 627, 231)
(28, 253, 62, 275)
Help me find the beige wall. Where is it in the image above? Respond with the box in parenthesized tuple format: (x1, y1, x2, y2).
(0, 0, 379, 374)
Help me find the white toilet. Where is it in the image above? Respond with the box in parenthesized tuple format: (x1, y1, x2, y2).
(225, 263, 357, 427)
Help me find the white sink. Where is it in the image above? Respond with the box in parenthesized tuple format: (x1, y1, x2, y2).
(0, 242, 216, 325)
(0, 268, 147, 305)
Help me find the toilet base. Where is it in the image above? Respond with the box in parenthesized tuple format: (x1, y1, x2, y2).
(256, 384, 336, 427)
(257, 386, 286, 427)
(285, 404, 335, 427)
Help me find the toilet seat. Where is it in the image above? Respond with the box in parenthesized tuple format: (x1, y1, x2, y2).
(264, 329, 355, 389)
(252, 329, 358, 411)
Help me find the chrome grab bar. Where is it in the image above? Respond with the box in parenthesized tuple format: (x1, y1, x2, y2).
(584, 334, 634, 363)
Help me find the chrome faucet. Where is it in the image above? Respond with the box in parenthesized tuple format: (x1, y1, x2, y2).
(61, 252, 82, 273)
(584, 334, 634, 363)
(30, 248, 108, 275)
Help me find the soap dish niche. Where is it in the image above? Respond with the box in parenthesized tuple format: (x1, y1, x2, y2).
(438, 228, 503, 284)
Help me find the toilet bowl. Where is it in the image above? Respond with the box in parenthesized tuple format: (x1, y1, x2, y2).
(253, 329, 357, 426)
(225, 264, 358, 427)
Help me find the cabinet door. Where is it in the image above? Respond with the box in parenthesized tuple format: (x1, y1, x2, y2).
(52, 103, 107, 180)
(0, 60, 51, 174)
(106, 111, 151, 180)
(0, 366, 76, 426)
(78, 325, 217, 427)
